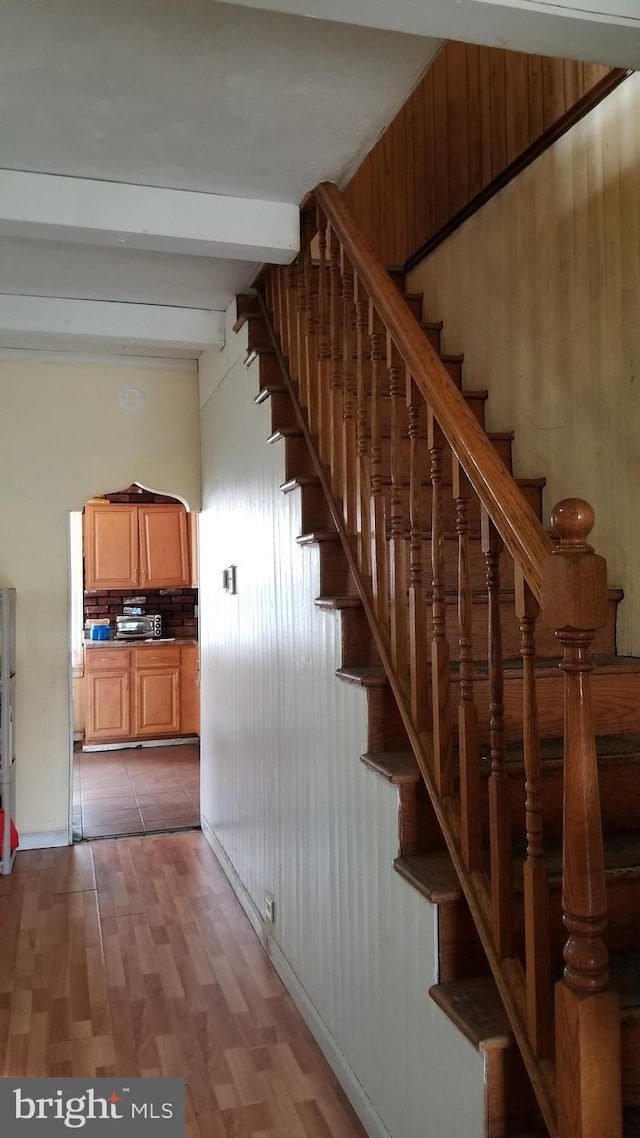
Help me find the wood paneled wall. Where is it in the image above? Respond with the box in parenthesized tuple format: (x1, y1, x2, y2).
(408, 72, 640, 658)
(342, 41, 617, 267)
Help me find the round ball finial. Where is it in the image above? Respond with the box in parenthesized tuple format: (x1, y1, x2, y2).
(551, 498, 595, 552)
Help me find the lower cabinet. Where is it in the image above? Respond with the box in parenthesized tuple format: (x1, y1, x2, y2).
(86, 649, 131, 744)
(84, 643, 198, 746)
(133, 647, 181, 737)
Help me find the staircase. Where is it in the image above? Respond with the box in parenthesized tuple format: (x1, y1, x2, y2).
(233, 183, 640, 1138)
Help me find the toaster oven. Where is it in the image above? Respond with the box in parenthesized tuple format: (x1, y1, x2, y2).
(115, 613, 162, 640)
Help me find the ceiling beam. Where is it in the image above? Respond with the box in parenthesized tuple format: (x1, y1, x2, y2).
(0, 170, 299, 263)
(0, 296, 225, 354)
(220, 0, 640, 69)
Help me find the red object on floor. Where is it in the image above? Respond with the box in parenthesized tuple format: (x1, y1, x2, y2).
(0, 809, 19, 852)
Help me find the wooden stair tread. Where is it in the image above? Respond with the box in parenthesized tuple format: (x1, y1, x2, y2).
(267, 427, 302, 444)
(297, 531, 340, 545)
(497, 731, 640, 768)
(245, 345, 276, 366)
(609, 952, 640, 1013)
(394, 852, 461, 903)
(513, 829, 640, 882)
(429, 976, 512, 1052)
(360, 750, 419, 784)
(335, 665, 388, 687)
(280, 476, 320, 493)
(254, 384, 288, 404)
(315, 596, 362, 611)
(336, 657, 640, 686)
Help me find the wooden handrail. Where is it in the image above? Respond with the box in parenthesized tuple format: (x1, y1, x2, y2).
(314, 181, 553, 601)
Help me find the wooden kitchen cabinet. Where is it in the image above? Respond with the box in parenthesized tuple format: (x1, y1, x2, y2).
(84, 642, 198, 746)
(133, 646, 181, 737)
(84, 503, 190, 590)
(139, 506, 190, 588)
(180, 645, 199, 735)
(85, 648, 131, 743)
(84, 505, 139, 590)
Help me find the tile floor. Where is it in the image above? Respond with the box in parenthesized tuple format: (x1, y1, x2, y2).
(73, 742, 200, 840)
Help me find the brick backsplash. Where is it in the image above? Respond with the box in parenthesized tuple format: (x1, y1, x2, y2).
(83, 485, 198, 639)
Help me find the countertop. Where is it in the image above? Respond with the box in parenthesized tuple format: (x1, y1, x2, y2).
(84, 637, 197, 648)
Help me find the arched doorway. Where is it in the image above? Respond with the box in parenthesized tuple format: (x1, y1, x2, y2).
(71, 483, 200, 841)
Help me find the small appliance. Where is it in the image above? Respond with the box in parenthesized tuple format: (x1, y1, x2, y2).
(115, 613, 162, 640)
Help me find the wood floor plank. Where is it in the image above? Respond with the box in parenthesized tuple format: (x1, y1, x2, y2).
(0, 833, 367, 1138)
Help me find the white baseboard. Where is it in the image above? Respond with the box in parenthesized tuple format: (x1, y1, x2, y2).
(82, 736, 199, 752)
(18, 829, 71, 850)
(201, 816, 392, 1138)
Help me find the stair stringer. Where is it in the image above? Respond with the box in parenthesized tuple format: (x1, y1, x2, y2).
(233, 320, 494, 1138)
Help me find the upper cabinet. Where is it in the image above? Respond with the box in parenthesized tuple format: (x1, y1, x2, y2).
(138, 505, 190, 589)
(84, 503, 191, 590)
(84, 504, 140, 590)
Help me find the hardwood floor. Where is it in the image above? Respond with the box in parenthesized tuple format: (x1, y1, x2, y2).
(0, 832, 368, 1137)
(73, 743, 200, 839)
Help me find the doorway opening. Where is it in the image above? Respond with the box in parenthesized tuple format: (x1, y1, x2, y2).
(70, 482, 200, 841)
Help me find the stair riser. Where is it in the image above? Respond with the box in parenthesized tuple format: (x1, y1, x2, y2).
(367, 685, 410, 752)
(377, 433, 512, 483)
(340, 608, 382, 669)
(280, 437, 317, 483)
(621, 1019, 640, 1106)
(450, 669, 640, 741)
(291, 482, 335, 532)
(376, 391, 487, 435)
(398, 781, 443, 857)
(438, 594, 616, 662)
(244, 315, 273, 353)
(381, 480, 543, 530)
(266, 391, 298, 435)
(254, 351, 283, 390)
(317, 542, 356, 596)
(488, 758, 640, 845)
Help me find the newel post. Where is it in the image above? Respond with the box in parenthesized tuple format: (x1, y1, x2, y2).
(542, 499, 622, 1138)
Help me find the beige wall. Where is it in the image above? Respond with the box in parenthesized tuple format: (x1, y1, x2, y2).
(409, 72, 640, 656)
(0, 355, 200, 842)
(197, 313, 485, 1138)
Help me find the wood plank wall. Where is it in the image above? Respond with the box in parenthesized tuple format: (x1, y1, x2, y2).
(342, 42, 616, 268)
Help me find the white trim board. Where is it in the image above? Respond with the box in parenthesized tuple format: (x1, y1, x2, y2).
(201, 816, 393, 1138)
(18, 829, 71, 851)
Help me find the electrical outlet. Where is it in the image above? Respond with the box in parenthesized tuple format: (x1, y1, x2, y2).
(264, 892, 275, 924)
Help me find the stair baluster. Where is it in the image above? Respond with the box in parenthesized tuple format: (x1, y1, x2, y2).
(354, 280, 372, 581)
(328, 227, 344, 490)
(515, 571, 553, 1058)
(454, 459, 483, 872)
(408, 379, 429, 733)
(316, 210, 331, 466)
(388, 341, 408, 676)
(543, 500, 622, 1138)
(428, 408, 453, 797)
(340, 255, 358, 535)
(369, 311, 388, 627)
(482, 508, 512, 958)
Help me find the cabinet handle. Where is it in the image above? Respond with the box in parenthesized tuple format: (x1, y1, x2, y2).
(125, 674, 129, 690)
(133, 569, 138, 584)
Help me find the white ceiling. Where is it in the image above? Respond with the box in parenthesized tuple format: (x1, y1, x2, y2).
(0, 0, 636, 359)
(0, 0, 439, 358)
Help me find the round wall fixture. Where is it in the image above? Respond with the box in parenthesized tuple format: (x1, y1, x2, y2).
(119, 387, 144, 413)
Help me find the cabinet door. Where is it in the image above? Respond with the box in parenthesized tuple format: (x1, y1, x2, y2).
(86, 671, 131, 743)
(180, 646, 200, 736)
(84, 504, 139, 590)
(138, 505, 190, 588)
(134, 667, 181, 737)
